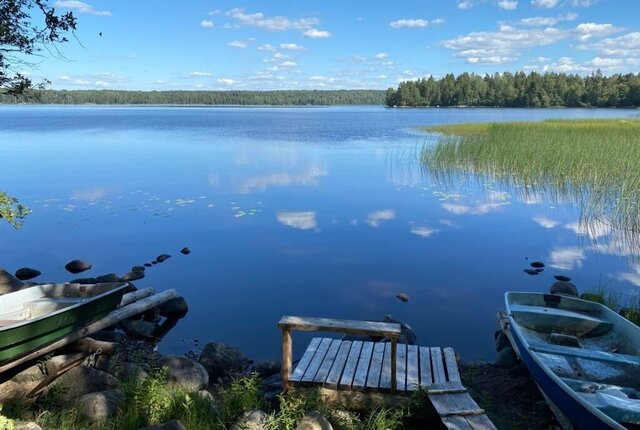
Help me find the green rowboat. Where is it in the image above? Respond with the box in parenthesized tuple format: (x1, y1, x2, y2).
(0, 282, 127, 366)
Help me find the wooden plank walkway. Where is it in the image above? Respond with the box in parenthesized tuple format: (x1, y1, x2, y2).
(290, 337, 496, 429)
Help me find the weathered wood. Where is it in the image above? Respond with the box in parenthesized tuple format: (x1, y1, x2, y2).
(282, 328, 292, 391)
(326, 341, 352, 389)
(442, 415, 474, 430)
(290, 337, 321, 382)
(431, 392, 484, 416)
(366, 341, 385, 389)
(66, 337, 119, 355)
(379, 341, 392, 390)
(278, 316, 401, 338)
(390, 338, 397, 394)
(0, 289, 177, 375)
(431, 347, 446, 383)
(464, 414, 498, 430)
(339, 340, 363, 390)
(443, 347, 460, 382)
(314, 339, 342, 383)
(352, 341, 374, 390)
(302, 338, 332, 382)
(419, 346, 432, 387)
(119, 288, 155, 307)
(406, 344, 419, 391)
(396, 343, 407, 392)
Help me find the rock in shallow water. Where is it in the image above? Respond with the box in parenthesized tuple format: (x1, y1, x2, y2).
(122, 271, 145, 281)
(180, 247, 191, 255)
(132, 265, 146, 273)
(554, 275, 572, 282)
(530, 261, 545, 268)
(550, 281, 578, 297)
(158, 296, 188, 318)
(96, 273, 121, 283)
(65, 259, 92, 274)
(14, 267, 41, 281)
(156, 254, 171, 263)
(523, 269, 539, 275)
(395, 293, 409, 302)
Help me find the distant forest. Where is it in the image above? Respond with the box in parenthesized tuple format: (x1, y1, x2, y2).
(0, 90, 386, 106)
(386, 71, 640, 108)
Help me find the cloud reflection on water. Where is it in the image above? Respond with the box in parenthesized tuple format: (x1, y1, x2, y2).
(276, 211, 318, 230)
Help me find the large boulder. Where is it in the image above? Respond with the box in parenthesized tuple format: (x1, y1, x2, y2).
(53, 366, 120, 403)
(230, 409, 268, 430)
(296, 411, 333, 430)
(114, 362, 148, 383)
(495, 346, 519, 368)
(64, 259, 92, 274)
(158, 297, 188, 318)
(550, 281, 578, 297)
(120, 320, 157, 338)
(199, 342, 250, 381)
(75, 388, 124, 425)
(382, 315, 417, 345)
(158, 355, 209, 391)
(0, 268, 23, 294)
(139, 420, 186, 430)
(14, 267, 41, 281)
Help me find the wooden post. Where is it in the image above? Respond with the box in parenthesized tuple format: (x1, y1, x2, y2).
(390, 337, 397, 394)
(281, 328, 292, 392)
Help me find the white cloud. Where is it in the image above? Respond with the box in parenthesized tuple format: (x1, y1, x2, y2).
(309, 75, 336, 83)
(581, 32, 640, 57)
(95, 80, 108, 87)
(549, 246, 586, 270)
(200, 20, 214, 28)
(189, 71, 213, 77)
(411, 226, 440, 238)
(457, 0, 478, 9)
(519, 13, 577, 27)
(497, 0, 518, 10)
(533, 216, 560, 228)
(207, 10, 221, 16)
(277, 211, 317, 230)
(389, 18, 445, 28)
(280, 43, 307, 51)
(59, 75, 70, 81)
(257, 44, 276, 52)
(575, 23, 621, 41)
(374, 53, 389, 59)
(228, 40, 248, 49)
(573, 0, 597, 6)
(366, 210, 395, 227)
(443, 24, 568, 64)
(524, 55, 631, 74)
(303, 29, 331, 39)
(279, 61, 297, 68)
(217, 78, 236, 85)
(54, 1, 111, 16)
(226, 8, 318, 31)
(531, 0, 560, 8)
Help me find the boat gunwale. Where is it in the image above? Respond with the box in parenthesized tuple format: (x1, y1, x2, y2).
(0, 282, 128, 333)
(505, 291, 632, 430)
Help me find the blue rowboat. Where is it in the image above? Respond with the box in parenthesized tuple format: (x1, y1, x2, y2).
(506, 292, 640, 430)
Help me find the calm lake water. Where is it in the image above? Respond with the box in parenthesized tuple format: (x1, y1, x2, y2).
(1, 105, 639, 362)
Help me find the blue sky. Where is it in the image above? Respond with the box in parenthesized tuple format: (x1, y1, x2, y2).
(26, 0, 640, 90)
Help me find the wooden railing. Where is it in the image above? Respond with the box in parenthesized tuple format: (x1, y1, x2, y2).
(277, 316, 402, 393)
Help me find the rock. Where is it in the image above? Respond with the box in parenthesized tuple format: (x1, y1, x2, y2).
(53, 366, 120, 402)
(0, 364, 46, 402)
(230, 409, 268, 430)
(92, 330, 123, 343)
(156, 254, 171, 263)
(14, 267, 41, 281)
(75, 388, 124, 424)
(554, 275, 572, 282)
(158, 296, 188, 318)
(523, 269, 539, 275)
(328, 410, 357, 429)
(530, 261, 545, 268)
(253, 360, 280, 378)
(64, 259, 92, 274)
(296, 410, 333, 430)
(132, 265, 146, 273)
(139, 419, 187, 430)
(120, 320, 156, 338)
(0, 268, 23, 294)
(494, 331, 510, 352)
(395, 293, 409, 302)
(124, 282, 138, 293)
(152, 260, 158, 265)
(535, 268, 544, 273)
(143, 306, 161, 323)
(382, 315, 417, 345)
(144, 263, 153, 268)
(114, 362, 148, 382)
(550, 281, 578, 297)
(199, 342, 250, 381)
(180, 247, 191, 255)
(96, 273, 121, 283)
(123, 271, 145, 281)
(495, 346, 519, 368)
(159, 355, 209, 391)
(14, 423, 43, 430)
(70, 277, 98, 284)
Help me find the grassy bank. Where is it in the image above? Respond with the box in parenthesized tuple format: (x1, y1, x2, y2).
(422, 118, 640, 246)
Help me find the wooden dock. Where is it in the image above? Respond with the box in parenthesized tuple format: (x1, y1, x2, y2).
(278, 316, 496, 430)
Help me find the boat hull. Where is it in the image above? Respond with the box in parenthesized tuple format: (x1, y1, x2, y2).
(0, 284, 126, 365)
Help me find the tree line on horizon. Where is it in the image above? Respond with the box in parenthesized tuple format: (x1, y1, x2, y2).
(0, 89, 386, 106)
(386, 71, 640, 108)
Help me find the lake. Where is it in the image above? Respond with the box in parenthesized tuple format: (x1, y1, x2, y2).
(1, 105, 638, 363)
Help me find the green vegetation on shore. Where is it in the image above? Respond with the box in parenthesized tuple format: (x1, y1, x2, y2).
(422, 118, 640, 251)
(0, 90, 385, 106)
(387, 71, 640, 108)
(0, 192, 30, 229)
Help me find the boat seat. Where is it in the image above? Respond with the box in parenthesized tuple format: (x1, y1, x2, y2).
(0, 319, 21, 327)
(26, 298, 84, 318)
(549, 333, 583, 348)
(510, 304, 613, 337)
(530, 342, 640, 366)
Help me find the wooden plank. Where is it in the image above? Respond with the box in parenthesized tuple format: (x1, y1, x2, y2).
(431, 347, 446, 383)
(441, 416, 474, 430)
(443, 347, 461, 382)
(431, 392, 483, 416)
(406, 344, 419, 391)
(278, 316, 401, 338)
(314, 339, 342, 383)
(396, 343, 407, 392)
(419, 346, 432, 387)
(301, 338, 332, 382)
(379, 341, 393, 390)
(290, 337, 322, 382)
(339, 341, 363, 390)
(282, 329, 292, 390)
(326, 341, 352, 389)
(352, 341, 374, 390)
(465, 414, 498, 430)
(366, 341, 386, 389)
